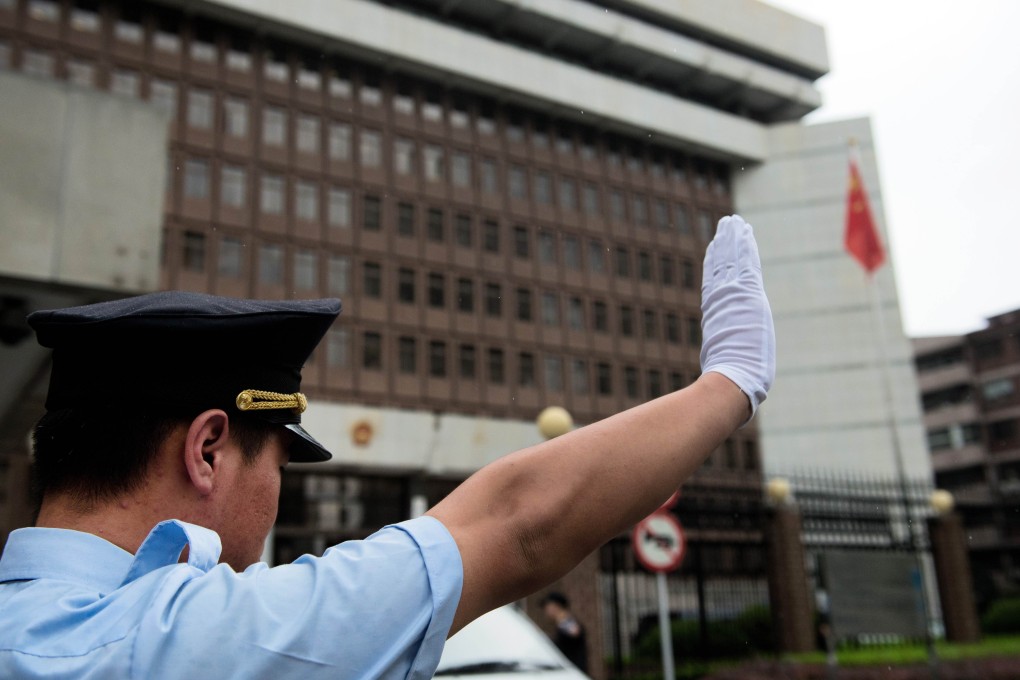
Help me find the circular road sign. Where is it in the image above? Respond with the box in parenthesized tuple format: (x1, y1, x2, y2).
(632, 512, 686, 573)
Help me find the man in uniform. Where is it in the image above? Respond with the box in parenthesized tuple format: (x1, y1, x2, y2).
(541, 592, 589, 673)
(0, 215, 774, 679)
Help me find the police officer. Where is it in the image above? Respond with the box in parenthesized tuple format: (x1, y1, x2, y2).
(0, 215, 774, 678)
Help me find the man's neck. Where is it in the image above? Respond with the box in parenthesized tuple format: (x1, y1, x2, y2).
(35, 493, 181, 556)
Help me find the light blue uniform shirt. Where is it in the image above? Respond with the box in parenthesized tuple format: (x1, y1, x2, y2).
(0, 516, 462, 679)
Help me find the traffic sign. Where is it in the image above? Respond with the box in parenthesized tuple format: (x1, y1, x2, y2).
(632, 512, 686, 573)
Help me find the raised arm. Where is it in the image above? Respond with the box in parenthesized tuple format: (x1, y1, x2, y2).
(427, 215, 775, 635)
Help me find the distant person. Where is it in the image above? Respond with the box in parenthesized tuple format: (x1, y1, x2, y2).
(541, 592, 589, 673)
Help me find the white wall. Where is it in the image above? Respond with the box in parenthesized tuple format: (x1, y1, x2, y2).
(734, 117, 932, 481)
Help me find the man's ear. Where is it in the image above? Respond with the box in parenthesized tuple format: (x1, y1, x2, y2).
(183, 409, 231, 496)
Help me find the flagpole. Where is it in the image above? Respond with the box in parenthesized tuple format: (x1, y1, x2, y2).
(852, 139, 940, 679)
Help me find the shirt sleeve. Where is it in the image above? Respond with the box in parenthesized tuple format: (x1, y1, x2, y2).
(129, 516, 463, 680)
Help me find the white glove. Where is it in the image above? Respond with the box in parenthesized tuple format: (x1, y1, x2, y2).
(699, 215, 775, 421)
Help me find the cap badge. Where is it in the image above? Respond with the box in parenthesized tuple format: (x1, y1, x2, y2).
(236, 389, 308, 414)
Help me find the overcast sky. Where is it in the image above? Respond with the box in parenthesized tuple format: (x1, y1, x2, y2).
(763, 0, 1020, 337)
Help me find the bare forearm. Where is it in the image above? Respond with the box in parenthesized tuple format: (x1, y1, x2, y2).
(428, 373, 746, 619)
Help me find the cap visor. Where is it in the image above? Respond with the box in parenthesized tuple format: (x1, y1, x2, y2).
(284, 423, 333, 463)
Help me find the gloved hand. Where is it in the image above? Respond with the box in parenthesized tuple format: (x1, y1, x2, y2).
(699, 215, 775, 421)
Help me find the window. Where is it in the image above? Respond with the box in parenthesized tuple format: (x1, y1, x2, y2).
(218, 237, 243, 278)
(327, 188, 351, 227)
(563, 236, 581, 270)
(296, 181, 318, 221)
(428, 273, 445, 308)
(516, 288, 533, 322)
(328, 255, 350, 295)
(398, 203, 415, 237)
(224, 98, 248, 137)
(660, 256, 675, 286)
(186, 89, 213, 128)
(393, 89, 415, 115)
(182, 231, 206, 271)
(582, 183, 599, 214)
(534, 172, 551, 204)
(29, 1, 59, 22)
(638, 252, 653, 282)
(70, 6, 100, 32)
(264, 53, 288, 82)
(682, 259, 696, 289)
(296, 115, 320, 154)
(615, 247, 631, 277)
(294, 250, 317, 290)
(183, 159, 209, 199)
(597, 363, 612, 395)
(698, 211, 713, 240)
(258, 244, 284, 285)
(544, 357, 563, 392)
(665, 314, 679, 344)
(362, 195, 381, 231)
(485, 283, 502, 316)
(675, 205, 690, 234)
(609, 190, 625, 221)
(593, 301, 608, 332)
(588, 241, 606, 274)
(263, 107, 287, 147)
(329, 123, 352, 160)
(327, 329, 350, 368)
(190, 38, 216, 63)
(559, 178, 576, 211)
(154, 29, 180, 53)
(624, 366, 639, 399)
(541, 292, 559, 326)
(452, 153, 471, 187)
(687, 316, 702, 346)
(363, 332, 382, 370)
(983, 378, 1015, 401)
(360, 129, 381, 167)
(513, 226, 530, 259)
(110, 70, 140, 98)
(22, 49, 54, 78)
(363, 262, 382, 298)
(457, 278, 474, 312)
(328, 72, 351, 98)
(394, 138, 414, 175)
(422, 96, 442, 122)
(68, 59, 97, 88)
(653, 200, 670, 230)
(398, 268, 415, 303)
(538, 231, 556, 265)
(429, 341, 447, 377)
(519, 352, 536, 387)
(572, 359, 589, 394)
(459, 344, 476, 379)
(221, 166, 246, 207)
(477, 109, 495, 135)
(399, 337, 417, 374)
(260, 174, 284, 214)
(643, 309, 657, 339)
(455, 214, 472, 247)
(360, 80, 382, 107)
(114, 19, 142, 44)
(480, 159, 498, 194)
(424, 145, 444, 182)
(620, 305, 634, 336)
(632, 195, 648, 226)
(297, 65, 320, 91)
(227, 48, 251, 72)
(488, 349, 505, 384)
(509, 165, 527, 199)
(670, 372, 684, 392)
(483, 220, 500, 253)
(427, 209, 444, 242)
(567, 297, 584, 330)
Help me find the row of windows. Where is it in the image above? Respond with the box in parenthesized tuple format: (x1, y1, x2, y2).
(323, 328, 694, 400)
(1, 5, 732, 189)
(178, 234, 703, 344)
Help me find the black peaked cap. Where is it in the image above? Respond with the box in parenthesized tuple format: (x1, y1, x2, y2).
(28, 291, 342, 462)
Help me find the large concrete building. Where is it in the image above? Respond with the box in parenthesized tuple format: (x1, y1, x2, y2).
(913, 309, 1020, 604)
(0, 0, 936, 669)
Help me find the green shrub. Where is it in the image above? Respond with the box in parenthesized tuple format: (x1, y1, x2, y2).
(633, 606, 775, 661)
(981, 597, 1020, 634)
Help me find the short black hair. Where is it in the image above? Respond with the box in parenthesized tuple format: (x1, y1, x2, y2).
(31, 407, 276, 512)
(541, 592, 570, 608)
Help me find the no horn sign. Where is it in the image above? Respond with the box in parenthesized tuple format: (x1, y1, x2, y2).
(632, 511, 686, 573)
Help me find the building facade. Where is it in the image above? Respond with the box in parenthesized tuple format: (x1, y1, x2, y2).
(913, 309, 1020, 605)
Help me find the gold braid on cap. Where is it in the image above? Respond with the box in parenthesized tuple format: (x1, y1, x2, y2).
(236, 389, 308, 413)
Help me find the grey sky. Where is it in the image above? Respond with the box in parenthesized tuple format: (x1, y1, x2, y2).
(764, 0, 1020, 337)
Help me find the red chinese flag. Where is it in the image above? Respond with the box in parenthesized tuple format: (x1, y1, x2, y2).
(844, 156, 885, 273)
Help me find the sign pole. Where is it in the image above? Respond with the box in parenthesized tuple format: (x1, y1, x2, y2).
(656, 571, 676, 680)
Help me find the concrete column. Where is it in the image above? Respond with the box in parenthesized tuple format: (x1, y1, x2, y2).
(764, 504, 816, 653)
(927, 512, 981, 642)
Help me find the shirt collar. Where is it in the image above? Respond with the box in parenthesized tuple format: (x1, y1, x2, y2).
(0, 520, 223, 593)
(0, 527, 134, 593)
